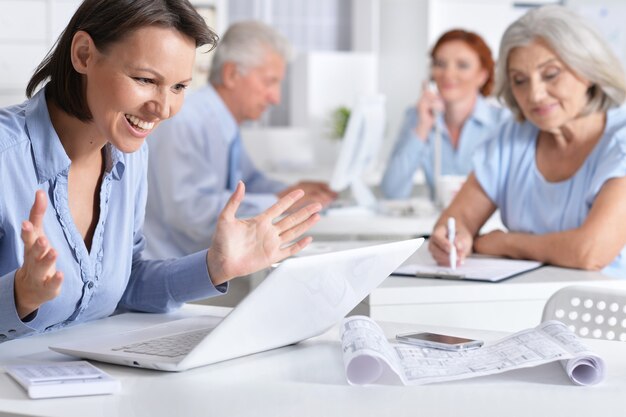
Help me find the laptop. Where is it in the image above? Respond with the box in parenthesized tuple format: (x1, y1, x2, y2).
(50, 238, 423, 371)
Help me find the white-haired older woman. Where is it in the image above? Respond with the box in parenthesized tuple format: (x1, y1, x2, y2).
(428, 5, 626, 278)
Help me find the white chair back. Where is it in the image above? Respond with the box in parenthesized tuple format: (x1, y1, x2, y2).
(542, 285, 626, 341)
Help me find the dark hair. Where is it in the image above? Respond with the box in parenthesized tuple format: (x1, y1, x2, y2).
(26, 0, 219, 121)
(431, 29, 495, 96)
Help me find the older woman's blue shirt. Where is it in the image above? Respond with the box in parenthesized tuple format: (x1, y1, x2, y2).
(473, 108, 626, 278)
(0, 88, 226, 341)
(381, 96, 509, 198)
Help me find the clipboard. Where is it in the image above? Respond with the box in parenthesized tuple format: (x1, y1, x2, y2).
(393, 257, 543, 282)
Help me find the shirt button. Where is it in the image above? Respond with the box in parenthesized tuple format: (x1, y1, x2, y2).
(87, 281, 94, 289)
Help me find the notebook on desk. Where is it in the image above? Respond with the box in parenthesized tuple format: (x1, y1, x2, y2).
(392, 244, 542, 282)
(50, 238, 423, 372)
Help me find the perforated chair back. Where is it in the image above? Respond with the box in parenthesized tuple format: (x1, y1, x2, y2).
(542, 285, 626, 341)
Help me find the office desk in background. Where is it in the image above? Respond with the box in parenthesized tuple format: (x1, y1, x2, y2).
(367, 266, 626, 332)
(310, 209, 437, 239)
(308, 198, 505, 240)
(295, 241, 626, 332)
(0, 304, 625, 417)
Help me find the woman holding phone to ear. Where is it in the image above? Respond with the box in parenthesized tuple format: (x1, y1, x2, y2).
(381, 29, 509, 200)
(0, 0, 321, 342)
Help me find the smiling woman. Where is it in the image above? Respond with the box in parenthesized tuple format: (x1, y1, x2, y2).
(69, 26, 196, 153)
(381, 29, 509, 199)
(428, 5, 626, 279)
(0, 0, 322, 342)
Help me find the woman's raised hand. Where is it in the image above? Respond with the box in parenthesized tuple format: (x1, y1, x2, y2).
(415, 80, 445, 140)
(14, 190, 64, 319)
(206, 181, 321, 286)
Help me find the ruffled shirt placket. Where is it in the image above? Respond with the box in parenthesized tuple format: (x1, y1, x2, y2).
(50, 166, 113, 324)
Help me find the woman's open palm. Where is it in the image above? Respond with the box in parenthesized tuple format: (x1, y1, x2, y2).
(206, 181, 321, 285)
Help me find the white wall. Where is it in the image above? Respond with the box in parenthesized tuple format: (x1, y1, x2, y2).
(378, 0, 429, 161)
(290, 52, 379, 129)
(0, 0, 81, 107)
(567, 1, 626, 70)
(427, 0, 528, 59)
(0, 0, 225, 107)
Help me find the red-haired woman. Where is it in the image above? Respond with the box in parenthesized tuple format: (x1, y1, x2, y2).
(382, 29, 509, 200)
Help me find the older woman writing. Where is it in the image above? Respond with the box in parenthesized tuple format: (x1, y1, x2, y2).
(429, 6, 626, 278)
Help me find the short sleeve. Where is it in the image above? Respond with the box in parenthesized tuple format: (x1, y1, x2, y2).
(471, 122, 512, 206)
(588, 129, 626, 201)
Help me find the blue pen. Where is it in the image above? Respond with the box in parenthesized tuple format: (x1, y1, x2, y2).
(448, 217, 457, 270)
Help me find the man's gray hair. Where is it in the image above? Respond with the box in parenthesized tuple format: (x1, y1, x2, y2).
(495, 5, 626, 121)
(209, 20, 291, 85)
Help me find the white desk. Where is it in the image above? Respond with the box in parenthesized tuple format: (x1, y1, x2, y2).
(309, 197, 437, 239)
(0, 304, 625, 417)
(366, 245, 626, 332)
(309, 199, 505, 240)
(310, 211, 438, 239)
(294, 241, 626, 332)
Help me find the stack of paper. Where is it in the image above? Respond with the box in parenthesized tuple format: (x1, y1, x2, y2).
(5, 361, 120, 399)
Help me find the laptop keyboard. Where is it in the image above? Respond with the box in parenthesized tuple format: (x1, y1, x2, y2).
(111, 327, 213, 358)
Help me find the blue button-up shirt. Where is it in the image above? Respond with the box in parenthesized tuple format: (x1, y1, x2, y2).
(0, 87, 226, 341)
(144, 84, 286, 259)
(381, 96, 509, 198)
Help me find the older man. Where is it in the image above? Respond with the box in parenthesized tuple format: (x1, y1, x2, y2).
(144, 21, 336, 259)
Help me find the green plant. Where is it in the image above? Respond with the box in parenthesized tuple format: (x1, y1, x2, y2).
(330, 106, 351, 140)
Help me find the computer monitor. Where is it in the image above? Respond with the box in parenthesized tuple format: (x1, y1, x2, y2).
(328, 94, 386, 211)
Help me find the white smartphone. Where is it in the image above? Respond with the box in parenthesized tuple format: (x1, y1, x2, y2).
(396, 332, 483, 351)
(428, 79, 439, 94)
